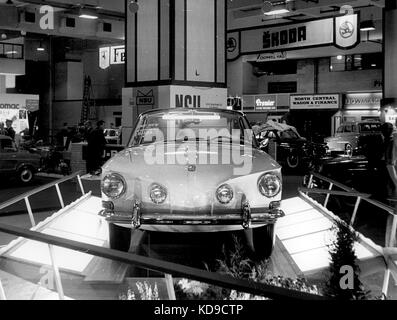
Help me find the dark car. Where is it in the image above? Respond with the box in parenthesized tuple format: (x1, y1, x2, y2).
(0, 135, 41, 184)
(256, 121, 328, 171)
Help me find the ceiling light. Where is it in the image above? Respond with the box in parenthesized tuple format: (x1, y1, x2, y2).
(337, 55, 343, 60)
(37, 41, 45, 51)
(262, 1, 290, 16)
(360, 20, 375, 31)
(264, 8, 289, 15)
(79, 13, 99, 20)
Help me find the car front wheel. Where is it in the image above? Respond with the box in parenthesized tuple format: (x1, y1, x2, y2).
(251, 224, 276, 260)
(108, 223, 131, 252)
(18, 166, 34, 184)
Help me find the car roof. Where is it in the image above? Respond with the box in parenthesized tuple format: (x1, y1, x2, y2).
(140, 108, 245, 117)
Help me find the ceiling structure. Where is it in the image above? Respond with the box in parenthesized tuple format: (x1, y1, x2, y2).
(0, 0, 385, 55)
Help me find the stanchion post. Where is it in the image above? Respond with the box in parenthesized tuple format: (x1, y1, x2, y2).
(55, 184, 65, 208)
(77, 174, 86, 195)
(24, 197, 36, 227)
(0, 279, 6, 300)
(48, 244, 65, 300)
(350, 196, 361, 227)
(324, 183, 333, 208)
(164, 274, 176, 300)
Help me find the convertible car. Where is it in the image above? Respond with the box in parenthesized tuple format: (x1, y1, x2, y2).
(99, 108, 284, 258)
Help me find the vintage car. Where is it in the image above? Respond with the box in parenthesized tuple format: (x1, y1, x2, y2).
(324, 121, 382, 156)
(99, 109, 284, 258)
(256, 121, 328, 171)
(0, 135, 41, 184)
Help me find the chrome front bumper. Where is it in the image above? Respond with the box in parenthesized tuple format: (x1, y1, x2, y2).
(99, 200, 285, 230)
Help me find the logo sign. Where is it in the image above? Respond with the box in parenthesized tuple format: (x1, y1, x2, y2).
(255, 95, 277, 110)
(99, 47, 110, 70)
(335, 14, 359, 49)
(344, 92, 382, 110)
(256, 52, 287, 62)
(99, 45, 125, 69)
(290, 94, 340, 110)
(26, 99, 39, 112)
(227, 32, 240, 61)
(136, 89, 155, 106)
(227, 14, 359, 60)
(0, 94, 38, 132)
(170, 86, 227, 109)
(110, 46, 125, 65)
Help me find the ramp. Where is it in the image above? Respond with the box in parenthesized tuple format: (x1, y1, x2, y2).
(277, 195, 380, 276)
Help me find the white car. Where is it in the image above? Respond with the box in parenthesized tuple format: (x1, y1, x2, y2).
(99, 109, 284, 258)
(325, 121, 382, 156)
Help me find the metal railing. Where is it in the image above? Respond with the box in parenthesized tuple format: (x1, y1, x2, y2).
(302, 172, 397, 298)
(0, 171, 85, 300)
(0, 172, 327, 301)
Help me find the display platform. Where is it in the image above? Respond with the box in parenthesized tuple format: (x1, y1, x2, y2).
(0, 189, 393, 299)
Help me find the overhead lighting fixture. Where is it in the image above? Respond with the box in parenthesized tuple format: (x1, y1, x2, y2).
(360, 20, 375, 31)
(37, 41, 45, 52)
(78, 8, 98, 20)
(262, 1, 290, 16)
(79, 13, 99, 20)
(337, 55, 343, 60)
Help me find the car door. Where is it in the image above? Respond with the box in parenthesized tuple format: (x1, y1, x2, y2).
(0, 138, 18, 173)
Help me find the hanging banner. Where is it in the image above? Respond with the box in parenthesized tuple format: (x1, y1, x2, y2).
(290, 94, 340, 110)
(99, 47, 110, 70)
(227, 14, 360, 61)
(335, 14, 359, 49)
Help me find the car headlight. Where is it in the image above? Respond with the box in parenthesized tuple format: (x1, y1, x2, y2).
(101, 173, 126, 199)
(258, 173, 281, 198)
(216, 184, 234, 204)
(149, 183, 167, 204)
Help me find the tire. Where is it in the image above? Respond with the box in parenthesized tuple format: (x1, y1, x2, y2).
(252, 224, 276, 260)
(286, 153, 300, 169)
(345, 144, 353, 157)
(108, 223, 131, 252)
(18, 166, 34, 184)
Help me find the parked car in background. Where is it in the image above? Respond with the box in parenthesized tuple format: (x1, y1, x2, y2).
(99, 109, 284, 259)
(104, 128, 121, 145)
(324, 121, 382, 157)
(256, 121, 328, 171)
(0, 135, 41, 184)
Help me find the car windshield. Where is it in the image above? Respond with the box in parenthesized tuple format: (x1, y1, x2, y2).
(359, 123, 381, 133)
(129, 109, 257, 147)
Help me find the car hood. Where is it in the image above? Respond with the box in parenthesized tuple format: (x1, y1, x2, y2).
(103, 141, 281, 207)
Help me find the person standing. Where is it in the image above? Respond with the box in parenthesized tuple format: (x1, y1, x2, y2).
(5, 120, 16, 140)
(86, 120, 107, 175)
(0, 122, 6, 135)
(84, 121, 93, 142)
(380, 122, 396, 199)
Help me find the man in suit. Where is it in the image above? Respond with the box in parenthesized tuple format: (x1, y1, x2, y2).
(86, 120, 107, 175)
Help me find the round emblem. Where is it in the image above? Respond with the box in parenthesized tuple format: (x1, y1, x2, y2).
(339, 21, 354, 39)
(227, 37, 237, 53)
